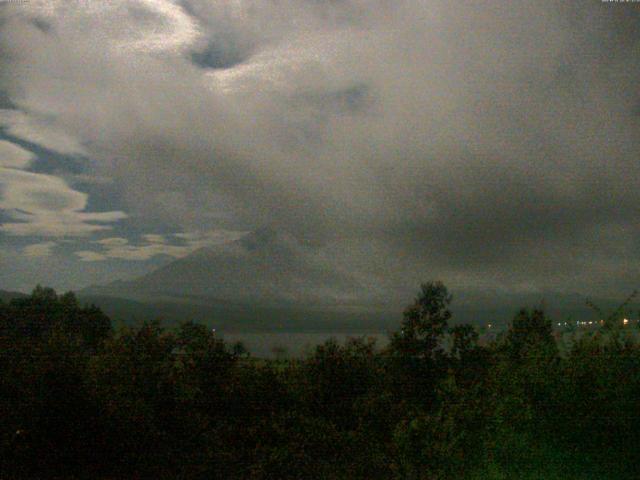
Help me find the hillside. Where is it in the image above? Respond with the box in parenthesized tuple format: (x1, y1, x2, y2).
(84, 228, 368, 306)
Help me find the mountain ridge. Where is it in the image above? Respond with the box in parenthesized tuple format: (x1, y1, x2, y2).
(82, 227, 369, 306)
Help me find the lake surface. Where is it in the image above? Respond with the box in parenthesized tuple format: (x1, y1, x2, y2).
(220, 332, 390, 358)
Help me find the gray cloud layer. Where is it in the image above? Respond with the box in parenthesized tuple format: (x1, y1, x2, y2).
(1, 1, 639, 296)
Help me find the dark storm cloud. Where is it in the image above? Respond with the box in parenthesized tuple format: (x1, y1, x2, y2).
(1, 0, 639, 296)
(191, 41, 248, 70)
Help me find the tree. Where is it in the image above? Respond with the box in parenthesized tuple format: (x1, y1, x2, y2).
(449, 324, 479, 361)
(504, 308, 557, 359)
(303, 337, 380, 428)
(1, 287, 111, 350)
(391, 281, 452, 359)
(389, 281, 453, 408)
(0, 287, 112, 478)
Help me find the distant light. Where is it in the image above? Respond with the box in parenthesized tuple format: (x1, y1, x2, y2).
(623, 319, 629, 325)
(488, 324, 492, 329)
(589, 321, 593, 325)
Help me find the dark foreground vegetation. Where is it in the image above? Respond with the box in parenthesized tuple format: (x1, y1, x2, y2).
(1, 283, 639, 479)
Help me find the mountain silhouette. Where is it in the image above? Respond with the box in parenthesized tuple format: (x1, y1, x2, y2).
(84, 227, 365, 307)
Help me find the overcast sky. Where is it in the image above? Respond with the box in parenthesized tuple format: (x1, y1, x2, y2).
(0, 0, 638, 298)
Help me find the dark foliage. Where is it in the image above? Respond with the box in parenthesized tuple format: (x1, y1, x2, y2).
(1, 283, 639, 479)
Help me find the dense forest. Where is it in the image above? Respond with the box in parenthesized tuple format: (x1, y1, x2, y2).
(1, 283, 639, 479)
